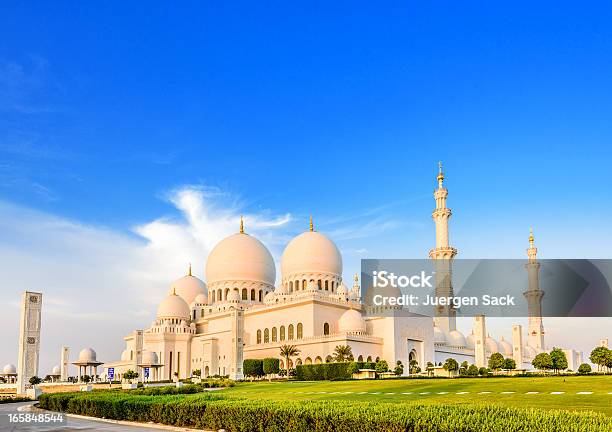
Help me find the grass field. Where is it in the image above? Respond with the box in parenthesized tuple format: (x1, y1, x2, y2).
(223, 375, 612, 415)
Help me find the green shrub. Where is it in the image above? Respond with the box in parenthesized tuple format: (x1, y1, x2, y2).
(38, 390, 612, 432)
(243, 359, 264, 378)
(295, 362, 354, 380)
(578, 363, 592, 374)
(263, 358, 280, 376)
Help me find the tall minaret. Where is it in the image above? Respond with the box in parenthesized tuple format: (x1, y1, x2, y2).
(524, 228, 545, 350)
(429, 162, 458, 333)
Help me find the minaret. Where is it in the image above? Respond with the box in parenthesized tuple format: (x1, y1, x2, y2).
(524, 228, 545, 350)
(429, 162, 458, 333)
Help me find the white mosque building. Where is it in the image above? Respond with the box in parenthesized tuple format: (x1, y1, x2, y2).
(100, 166, 582, 381)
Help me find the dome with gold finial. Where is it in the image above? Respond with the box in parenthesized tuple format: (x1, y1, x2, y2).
(169, 263, 207, 304)
(157, 288, 191, 319)
(206, 217, 276, 286)
(281, 217, 342, 280)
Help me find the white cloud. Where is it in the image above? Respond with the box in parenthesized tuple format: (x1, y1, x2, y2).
(0, 185, 291, 376)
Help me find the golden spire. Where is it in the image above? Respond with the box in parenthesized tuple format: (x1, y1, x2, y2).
(172, 286, 176, 295)
(188, 263, 192, 276)
(239, 215, 244, 234)
(354, 273, 359, 282)
(309, 215, 314, 232)
(437, 161, 444, 187)
(529, 227, 535, 247)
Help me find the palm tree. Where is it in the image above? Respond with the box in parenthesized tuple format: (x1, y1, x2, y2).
(279, 345, 300, 379)
(333, 345, 353, 362)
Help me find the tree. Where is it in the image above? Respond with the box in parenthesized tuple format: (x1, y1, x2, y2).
(478, 367, 488, 376)
(488, 353, 505, 371)
(395, 360, 405, 376)
(347, 362, 360, 375)
(29, 376, 42, 386)
(123, 369, 139, 383)
(550, 348, 568, 373)
(503, 358, 516, 370)
(467, 365, 479, 376)
(577, 363, 592, 374)
(375, 359, 389, 374)
(279, 345, 300, 380)
(442, 358, 459, 377)
(332, 345, 353, 362)
(532, 352, 552, 372)
(589, 346, 609, 372)
(460, 361, 469, 371)
(426, 361, 434, 376)
(263, 358, 280, 378)
(192, 369, 201, 378)
(243, 359, 264, 379)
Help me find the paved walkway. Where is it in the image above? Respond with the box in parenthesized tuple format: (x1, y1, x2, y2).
(0, 402, 187, 432)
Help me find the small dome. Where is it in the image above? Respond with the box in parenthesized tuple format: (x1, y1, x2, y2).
(338, 309, 366, 333)
(281, 231, 342, 278)
(434, 327, 446, 344)
(121, 350, 130, 361)
(52, 365, 60, 375)
(141, 351, 158, 365)
(485, 337, 500, 353)
(206, 233, 276, 285)
(2, 364, 16, 374)
(499, 337, 513, 356)
(227, 289, 240, 302)
(157, 292, 190, 319)
(337, 283, 349, 296)
(169, 271, 207, 305)
(466, 331, 475, 349)
(78, 348, 97, 362)
(447, 330, 466, 347)
(194, 293, 208, 304)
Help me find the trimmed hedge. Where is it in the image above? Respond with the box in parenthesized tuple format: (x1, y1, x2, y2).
(38, 391, 612, 432)
(296, 361, 376, 380)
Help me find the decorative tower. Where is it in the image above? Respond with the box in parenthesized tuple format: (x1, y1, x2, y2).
(17, 291, 42, 394)
(524, 228, 545, 351)
(474, 314, 487, 367)
(512, 325, 524, 368)
(429, 162, 458, 333)
(60, 346, 70, 382)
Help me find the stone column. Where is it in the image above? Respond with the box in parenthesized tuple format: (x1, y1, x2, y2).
(512, 325, 523, 368)
(474, 315, 486, 368)
(17, 291, 42, 395)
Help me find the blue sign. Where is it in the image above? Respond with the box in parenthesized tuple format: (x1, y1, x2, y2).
(108, 367, 114, 380)
(144, 367, 150, 378)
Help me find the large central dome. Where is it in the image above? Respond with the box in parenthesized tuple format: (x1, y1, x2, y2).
(281, 230, 342, 278)
(206, 232, 276, 285)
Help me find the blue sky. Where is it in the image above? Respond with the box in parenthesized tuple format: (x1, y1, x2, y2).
(1, 2, 611, 372)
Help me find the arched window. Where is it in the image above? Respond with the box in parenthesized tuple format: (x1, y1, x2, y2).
(325, 280, 328, 290)
(259, 290, 262, 302)
(331, 281, 335, 291)
(256, 330, 262, 344)
(272, 327, 277, 342)
(323, 322, 330, 335)
(264, 328, 269, 343)
(325, 355, 332, 363)
(130, 350, 133, 360)
(201, 309, 204, 317)
(212, 291, 216, 302)
(315, 356, 322, 364)
(289, 281, 293, 292)
(297, 323, 303, 339)
(242, 289, 248, 300)
(280, 326, 286, 341)
(367, 356, 372, 362)
(288, 324, 294, 340)
(302, 280, 306, 289)
(318, 279, 322, 290)
(375, 357, 380, 362)
(251, 289, 255, 301)
(358, 355, 363, 362)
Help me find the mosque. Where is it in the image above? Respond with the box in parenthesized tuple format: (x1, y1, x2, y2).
(100, 165, 582, 381)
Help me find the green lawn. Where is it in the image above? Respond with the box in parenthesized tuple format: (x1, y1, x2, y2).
(223, 375, 612, 415)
